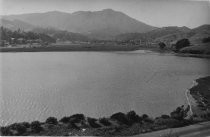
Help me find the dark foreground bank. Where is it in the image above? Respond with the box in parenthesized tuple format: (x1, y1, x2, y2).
(1, 76, 210, 136)
(189, 76, 210, 119)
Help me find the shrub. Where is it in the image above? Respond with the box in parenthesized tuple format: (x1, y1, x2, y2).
(59, 116, 71, 123)
(155, 118, 183, 128)
(31, 121, 43, 133)
(110, 112, 131, 125)
(8, 123, 27, 135)
(87, 117, 101, 128)
(0, 127, 11, 136)
(161, 115, 170, 119)
(99, 118, 112, 126)
(142, 114, 149, 119)
(126, 111, 142, 123)
(46, 117, 58, 125)
(202, 37, 210, 43)
(69, 114, 85, 123)
(170, 105, 189, 121)
(158, 42, 166, 50)
(21, 122, 30, 128)
(141, 114, 154, 123)
(175, 39, 190, 52)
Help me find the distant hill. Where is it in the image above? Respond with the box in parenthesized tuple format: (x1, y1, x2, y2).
(32, 27, 90, 42)
(115, 25, 210, 45)
(115, 26, 191, 41)
(189, 24, 210, 44)
(0, 19, 36, 31)
(2, 9, 156, 39)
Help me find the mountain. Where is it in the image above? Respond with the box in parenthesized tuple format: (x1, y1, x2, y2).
(2, 9, 156, 39)
(0, 19, 36, 31)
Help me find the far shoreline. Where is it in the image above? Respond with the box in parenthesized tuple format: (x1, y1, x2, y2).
(1, 45, 210, 59)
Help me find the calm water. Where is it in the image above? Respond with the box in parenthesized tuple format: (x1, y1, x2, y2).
(0, 51, 210, 126)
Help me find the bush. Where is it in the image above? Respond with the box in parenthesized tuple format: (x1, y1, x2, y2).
(158, 42, 166, 50)
(170, 105, 189, 120)
(87, 117, 101, 128)
(141, 114, 154, 123)
(59, 116, 71, 123)
(161, 115, 170, 119)
(126, 111, 142, 123)
(0, 127, 11, 136)
(142, 114, 149, 119)
(46, 117, 58, 125)
(21, 122, 30, 128)
(175, 39, 190, 52)
(69, 114, 85, 123)
(202, 37, 210, 43)
(154, 118, 183, 128)
(99, 118, 112, 126)
(31, 121, 43, 133)
(9, 123, 27, 135)
(110, 112, 131, 125)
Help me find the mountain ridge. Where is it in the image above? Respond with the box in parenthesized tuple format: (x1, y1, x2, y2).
(1, 9, 156, 39)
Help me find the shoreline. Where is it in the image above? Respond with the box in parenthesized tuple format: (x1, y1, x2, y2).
(1, 45, 210, 59)
(187, 76, 210, 120)
(0, 45, 141, 52)
(175, 53, 210, 59)
(2, 76, 210, 136)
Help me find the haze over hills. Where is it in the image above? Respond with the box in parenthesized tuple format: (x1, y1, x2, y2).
(1, 9, 156, 39)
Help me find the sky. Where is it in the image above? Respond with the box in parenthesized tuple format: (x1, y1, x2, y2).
(0, 0, 209, 28)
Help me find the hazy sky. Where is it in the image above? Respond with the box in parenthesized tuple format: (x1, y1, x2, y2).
(0, 0, 209, 28)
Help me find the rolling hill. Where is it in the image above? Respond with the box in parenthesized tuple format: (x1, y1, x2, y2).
(2, 9, 156, 39)
(115, 25, 210, 45)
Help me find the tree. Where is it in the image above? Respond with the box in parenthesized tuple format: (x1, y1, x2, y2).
(175, 39, 190, 52)
(158, 42, 166, 50)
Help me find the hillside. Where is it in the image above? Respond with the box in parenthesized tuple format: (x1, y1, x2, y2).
(2, 9, 156, 39)
(115, 25, 210, 45)
(0, 19, 36, 31)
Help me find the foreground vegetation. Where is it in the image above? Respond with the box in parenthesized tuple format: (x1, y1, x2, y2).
(1, 104, 209, 136)
(189, 76, 210, 119)
(1, 106, 191, 136)
(1, 75, 210, 136)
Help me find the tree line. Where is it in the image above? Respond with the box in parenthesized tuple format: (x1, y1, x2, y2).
(0, 27, 56, 46)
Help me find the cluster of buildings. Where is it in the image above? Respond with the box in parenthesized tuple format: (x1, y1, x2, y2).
(0, 38, 48, 48)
